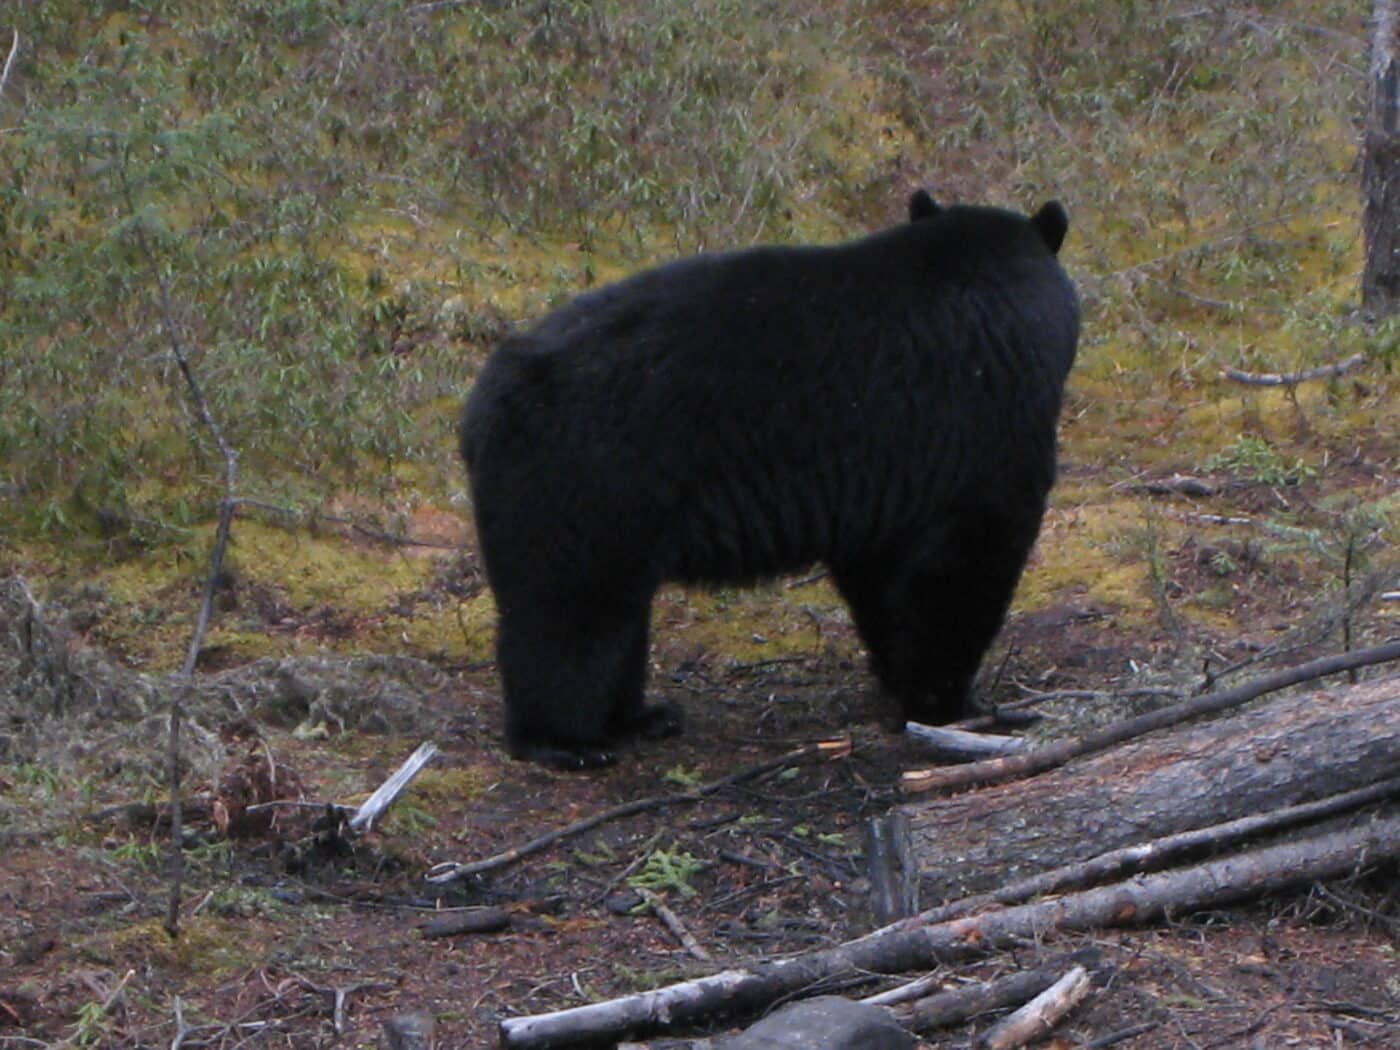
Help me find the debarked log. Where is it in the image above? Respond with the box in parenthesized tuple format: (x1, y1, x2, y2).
(899, 673, 1400, 903)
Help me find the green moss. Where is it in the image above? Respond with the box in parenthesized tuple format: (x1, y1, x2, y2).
(654, 581, 852, 667)
(403, 766, 493, 807)
(1017, 496, 1156, 622)
(79, 916, 263, 978)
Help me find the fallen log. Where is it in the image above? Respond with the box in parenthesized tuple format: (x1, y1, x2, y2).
(886, 968, 1057, 1033)
(902, 641, 1400, 794)
(496, 811, 1400, 1048)
(978, 965, 1091, 1050)
(900, 674, 1399, 902)
(889, 774, 1400, 926)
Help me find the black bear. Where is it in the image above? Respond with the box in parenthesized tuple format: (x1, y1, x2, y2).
(461, 190, 1079, 768)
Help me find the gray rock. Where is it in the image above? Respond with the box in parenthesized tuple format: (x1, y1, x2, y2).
(714, 996, 914, 1050)
(381, 1010, 435, 1050)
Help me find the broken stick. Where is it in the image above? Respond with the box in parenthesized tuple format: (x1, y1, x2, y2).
(1220, 352, 1365, 386)
(349, 741, 439, 833)
(978, 965, 1091, 1050)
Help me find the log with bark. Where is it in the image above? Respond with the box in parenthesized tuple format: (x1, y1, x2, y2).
(901, 673, 1400, 902)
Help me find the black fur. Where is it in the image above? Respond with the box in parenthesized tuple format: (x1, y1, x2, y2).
(461, 191, 1080, 768)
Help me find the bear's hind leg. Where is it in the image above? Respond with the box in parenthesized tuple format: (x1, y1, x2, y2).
(902, 514, 1043, 723)
(832, 560, 937, 725)
(835, 520, 1037, 726)
(604, 610, 683, 743)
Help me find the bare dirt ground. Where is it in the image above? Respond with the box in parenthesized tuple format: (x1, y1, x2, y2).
(1, 473, 1397, 1049)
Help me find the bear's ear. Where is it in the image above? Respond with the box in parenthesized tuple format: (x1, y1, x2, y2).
(1031, 201, 1069, 254)
(908, 189, 941, 222)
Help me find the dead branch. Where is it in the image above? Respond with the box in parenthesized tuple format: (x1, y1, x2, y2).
(1220, 352, 1366, 386)
(637, 888, 712, 962)
(1137, 474, 1218, 497)
(978, 966, 1091, 1050)
(421, 907, 512, 938)
(1084, 1022, 1161, 1048)
(348, 741, 438, 833)
(0, 30, 17, 104)
(425, 738, 848, 883)
(125, 193, 241, 937)
(902, 641, 1400, 794)
(891, 968, 1056, 1033)
(859, 970, 947, 1008)
(496, 811, 1400, 1048)
(866, 813, 919, 924)
(234, 496, 460, 550)
(903, 723, 1028, 761)
(238, 741, 438, 839)
(289, 976, 397, 1036)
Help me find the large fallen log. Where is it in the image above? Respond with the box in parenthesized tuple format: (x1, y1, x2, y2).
(900, 673, 1400, 902)
(902, 641, 1400, 794)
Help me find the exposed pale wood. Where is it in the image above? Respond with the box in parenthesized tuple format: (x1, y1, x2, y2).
(638, 888, 712, 962)
(865, 812, 919, 924)
(859, 971, 947, 1008)
(1220, 353, 1366, 387)
(901, 675, 1400, 902)
(903, 723, 1028, 761)
(348, 740, 439, 832)
(496, 812, 1400, 1048)
(901, 643, 1400, 794)
(0, 30, 17, 103)
(898, 969, 1056, 1033)
(978, 966, 1091, 1050)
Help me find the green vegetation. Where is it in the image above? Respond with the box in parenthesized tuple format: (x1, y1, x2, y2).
(1206, 435, 1318, 487)
(628, 847, 707, 899)
(0, 1, 1394, 665)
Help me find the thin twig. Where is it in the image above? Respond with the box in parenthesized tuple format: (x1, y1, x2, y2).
(123, 171, 241, 940)
(425, 738, 848, 883)
(234, 496, 459, 550)
(636, 888, 712, 962)
(0, 30, 18, 104)
(1220, 352, 1366, 387)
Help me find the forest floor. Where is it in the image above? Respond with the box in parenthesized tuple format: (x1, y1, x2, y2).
(2, 458, 1398, 1050)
